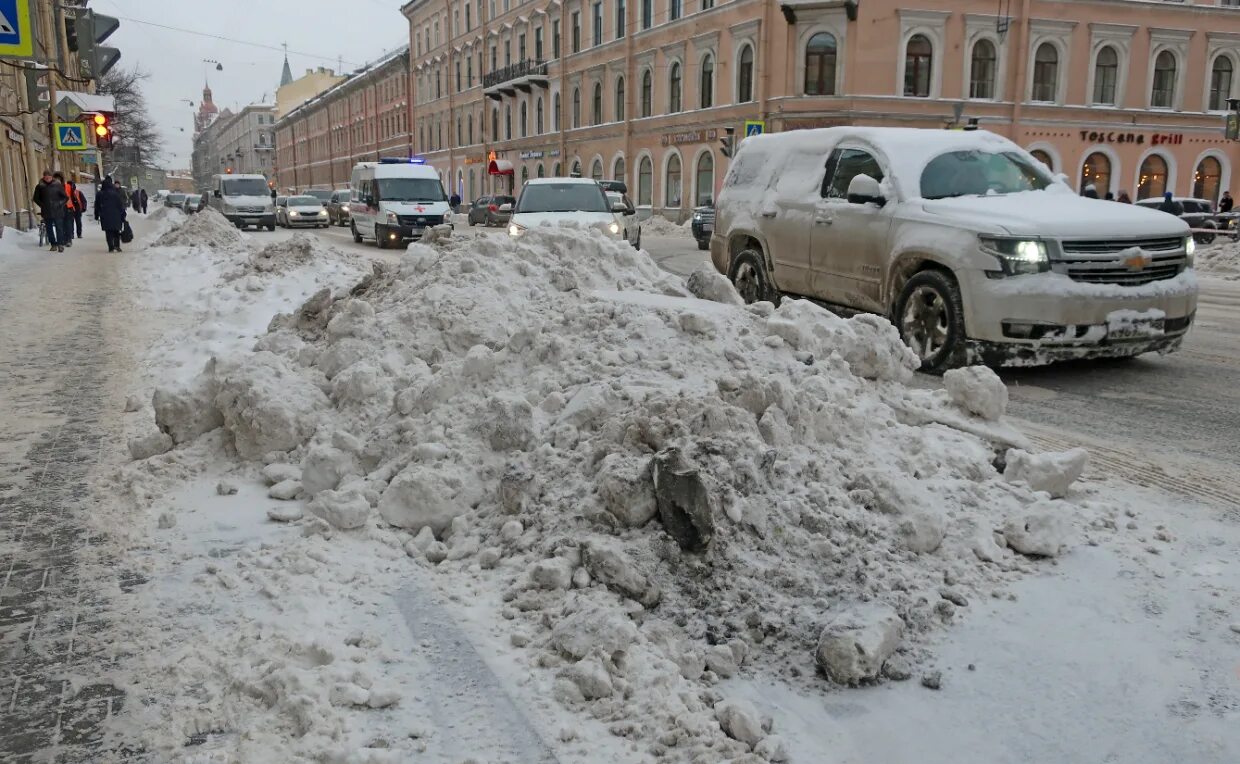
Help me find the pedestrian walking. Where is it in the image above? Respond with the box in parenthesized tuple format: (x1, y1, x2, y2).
(54, 172, 75, 247)
(95, 177, 128, 253)
(31, 169, 68, 252)
(1158, 191, 1183, 216)
(130, 188, 140, 213)
(449, 192, 461, 213)
(1117, 191, 1132, 204)
(139, 188, 149, 214)
(71, 182, 86, 238)
(1219, 191, 1234, 214)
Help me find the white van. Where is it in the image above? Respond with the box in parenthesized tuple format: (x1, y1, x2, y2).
(348, 159, 451, 248)
(209, 173, 276, 230)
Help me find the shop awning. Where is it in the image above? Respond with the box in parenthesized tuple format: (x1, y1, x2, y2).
(488, 159, 515, 176)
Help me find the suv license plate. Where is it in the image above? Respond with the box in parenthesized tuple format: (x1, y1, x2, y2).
(1108, 319, 1164, 340)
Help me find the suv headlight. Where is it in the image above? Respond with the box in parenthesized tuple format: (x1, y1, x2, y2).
(508, 222, 526, 237)
(1184, 235, 1196, 266)
(979, 236, 1050, 276)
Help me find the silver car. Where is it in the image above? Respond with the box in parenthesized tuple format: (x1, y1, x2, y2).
(277, 195, 330, 228)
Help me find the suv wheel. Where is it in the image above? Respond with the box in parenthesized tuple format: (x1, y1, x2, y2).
(728, 248, 780, 305)
(351, 221, 363, 244)
(894, 270, 966, 374)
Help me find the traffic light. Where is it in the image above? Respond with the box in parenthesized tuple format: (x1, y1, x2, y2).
(93, 112, 114, 149)
(78, 11, 121, 80)
(720, 126, 736, 158)
(65, 16, 79, 52)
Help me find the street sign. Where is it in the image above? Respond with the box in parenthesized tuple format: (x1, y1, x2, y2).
(1226, 113, 1240, 141)
(744, 120, 765, 138)
(81, 149, 98, 166)
(0, 0, 34, 59)
(54, 123, 88, 151)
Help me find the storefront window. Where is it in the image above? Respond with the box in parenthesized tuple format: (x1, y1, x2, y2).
(638, 156, 653, 205)
(1194, 157, 1222, 204)
(695, 152, 714, 206)
(613, 156, 625, 181)
(1080, 152, 1110, 196)
(591, 159, 603, 181)
(536, 164, 545, 178)
(1030, 149, 1054, 173)
(1137, 155, 1168, 200)
(666, 154, 682, 207)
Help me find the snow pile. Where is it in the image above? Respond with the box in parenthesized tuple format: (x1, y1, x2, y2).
(120, 224, 1112, 760)
(153, 207, 246, 250)
(1196, 239, 1240, 279)
(641, 214, 692, 236)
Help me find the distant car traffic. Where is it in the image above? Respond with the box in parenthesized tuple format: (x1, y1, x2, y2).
(164, 192, 186, 209)
(301, 189, 333, 206)
(467, 195, 515, 227)
(506, 178, 631, 244)
(1136, 196, 1219, 244)
(691, 201, 714, 250)
(277, 195, 330, 228)
(327, 189, 352, 226)
(182, 193, 204, 214)
(605, 190, 641, 249)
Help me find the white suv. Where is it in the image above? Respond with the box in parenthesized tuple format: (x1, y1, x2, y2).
(711, 127, 1198, 371)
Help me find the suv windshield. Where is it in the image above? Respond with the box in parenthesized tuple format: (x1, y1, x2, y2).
(221, 178, 269, 196)
(517, 183, 608, 213)
(920, 150, 1052, 200)
(168, 194, 185, 203)
(377, 178, 446, 202)
(289, 196, 320, 206)
(303, 189, 332, 201)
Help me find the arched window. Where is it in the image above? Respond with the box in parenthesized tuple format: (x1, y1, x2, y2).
(695, 152, 714, 206)
(571, 159, 582, 177)
(805, 33, 837, 96)
(1032, 43, 1058, 102)
(519, 102, 528, 137)
(491, 108, 498, 141)
(1152, 51, 1176, 108)
(669, 63, 682, 113)
(969, 39, 996, 100)
(665, 154, 682, 208)
(613, 156, 625, 181)
(521, 166, 528, 186)
(553, 92, 561, 131)
(1080, 152, 1111, 195)
(553, 161, 561, 176)
(572, 88, 581, 127)
(700, 54, 714, 108)
(469, 169, 475, 200)
(457, 117, 462, 144)
(592, 83, 603, 125)
(1137, 155, 1168, 200)
(1092, 46, 1118, 105)
(638, 156, 653, 205)
(537, 163, 545, 178)
(591, 158, 603, 181)
(1030, 149, 1054, 173)
(536, 97, 544, 134)
(505, 105, 512, 139)
(641, 70, 653, 117)
(1210, 56, 1234, 111)
(615, 77, 625, 121)
(904, 34, 932, 97)
(738, 45, 754, 103)
(467, 113, 474, 144)
(1194, 156, 1222, 204)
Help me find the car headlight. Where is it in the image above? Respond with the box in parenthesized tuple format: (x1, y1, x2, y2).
(508, 223, 525, 237)
(979, 236, 1050, 276)
(1185, 235, 1195, 266)
(608, 221, 620, 235)
(386, 211, 399, 224)
(319, 209, 328, 217)
(692, 213, 703, 222)
(289, 210, 299, 217)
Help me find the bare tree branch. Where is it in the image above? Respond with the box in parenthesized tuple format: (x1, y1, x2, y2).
(96, 66, 164, 165)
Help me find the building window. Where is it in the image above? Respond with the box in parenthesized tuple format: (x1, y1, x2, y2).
(1137, 154, 1168, 200)
(553, 20, 561, 58)
(641, 0, 652, 30)
(614, 155, 625, 181)
(703, 0, 713, 8)
(641, 69, 653, 116)
(592, 158, 603, 181)
(969, 39, 996, 99)
(1151, 50, 1176, 108)
(492, 108, 499, 140)
(491, 45, 497, 71)
(519, 33, 526, 61)
(593, 83, 603, 124)
(554, 161, 562, 176)
(521, 166, 529, 186)
(456, 61, 462, 92)
(505, 40, 512, 67)
(669, 62, 682, 112)
(572, 11, 581, 53)
(666, 154, 682, 207)
(553, 92, 561, 130)
(536, 97, 544, 133)
(1091, 46, 1118, 105)
(536, 27, 544, 60)
(593, 2, 602, 47)
(1210, 56, 1233, 111)
(467, 56, 473, 87)
(738, 45, 754, 103)
(572, 159, 582, 176)
(1032, 43, 1058, 102)
(700, 54, 714, 108)
(1194, 156, 1222, 204)
(505, 105, 512, 139)
(617, 0, 626, 39)
(1030, 149, 1054, 172)
(904, 34, 932, 97)
(468, 113, 474, 144)
(537, 163, 545, 178)
(457, 117, 462, 144)
(520, 101, 528, 137)
(638, 156, 653, 205)
(572, 87, 581, 127)
(670, 0, 681, 22)
(615, 76, 626, 121)
(1080, 152, 1110, 195)
(695, 152, 714, 205)
(805, 32, 837, 96)
(466, 4, 471, 31)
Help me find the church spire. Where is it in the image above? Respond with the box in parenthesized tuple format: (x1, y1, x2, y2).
(280, 43, 293, 87)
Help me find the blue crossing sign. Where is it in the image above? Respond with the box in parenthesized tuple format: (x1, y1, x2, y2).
(0, 0, 34, 59)
(55, 123, 87, 151)
(744, 120, 765, 138)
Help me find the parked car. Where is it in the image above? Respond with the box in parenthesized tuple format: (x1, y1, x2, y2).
(277, 195, 330, 228)
(1135, 196, 1218, 244)
(605, 190, 641, 248)
(327, 189, 352, 226)
(711, 126, 1198, 371)
(468, 195, 515, 227)
(506, 178, 629, 243)
(164, 192, 186, 209)
(181, 193, 204, 214)
(301, 188, 333, 206)
(691, 201, 715, 250)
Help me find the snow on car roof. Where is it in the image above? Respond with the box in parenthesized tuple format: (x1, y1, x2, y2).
(526, 177, 597, 185)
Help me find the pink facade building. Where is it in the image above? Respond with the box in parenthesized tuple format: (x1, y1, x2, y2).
(402, 0, 1240, 218)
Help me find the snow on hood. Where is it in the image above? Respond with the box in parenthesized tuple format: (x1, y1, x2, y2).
(920, 189, 1190, 238)
(511, 211, 617, 229)
(223, 194, 274, 207)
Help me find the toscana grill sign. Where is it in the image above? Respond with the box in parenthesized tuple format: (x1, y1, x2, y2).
(1080, 130, 1184, 146)
(661, 128, 718, 146)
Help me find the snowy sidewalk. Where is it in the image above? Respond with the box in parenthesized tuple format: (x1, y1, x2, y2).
(0, 220, 151, 762)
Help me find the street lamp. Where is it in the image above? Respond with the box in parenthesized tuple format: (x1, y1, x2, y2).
(203, 59, 223, 71)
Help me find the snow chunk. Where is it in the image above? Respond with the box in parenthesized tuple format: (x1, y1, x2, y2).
(896, 510, 946, 554)
(268, 479, 301, 500)
(943, 366, 1008, 421)
(550, 605, 639, 660)
(1004, 504, 1071, 557)
(1004, 448, 1089, 498)
(559, 657, 614, 700)
(213, 351, 329, 460)
(153, 378, 223, 444)
(128, 431, 173, 460)
(377, 464, 474, 536)
(529, 557, 574, 590)
(582, 539, 661, 607)
(815, 603, 905, 684)
(684, 266, 744, 306)
(595, 453, 657, 528)
(300, 443, 359, 498)
(715, 698, 766, 748)
(307, 488, 371, 530)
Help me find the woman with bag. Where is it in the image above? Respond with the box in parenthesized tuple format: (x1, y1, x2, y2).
(95, 176, 128, 252)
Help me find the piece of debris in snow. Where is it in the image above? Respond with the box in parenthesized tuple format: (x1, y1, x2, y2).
(714, 698, 766, 748)
(582, 539, 661, 607)
(652, 447, 715, 552)
(124, 394, 144, 413)
(942, 365, 1008, 421)
(1003, 448, 1089, 498)
(216, 480, 239, 496)
(128, 431, 173, 460)
(815, 603, 905, 685)
(921, 670, 943, 690)
(1004, 504, 1071, 557)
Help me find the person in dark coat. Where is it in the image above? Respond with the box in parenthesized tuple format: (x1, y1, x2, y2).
(449, 192, 461, 213)
(1104, 192, 1115, 202)
(95, 177, 128, 252)
(139, 188, 149, 214)
(71, 184, 87, 237)
(1117, 191, 1132, 204)
(1158, 191, 1183, 217)
(1082, 183, 1099, 199)
(1219, 191, 1234, 214)
(31, 169, 68, 252)
(130, 189, 140, 212)
(56, 173, 78, 246)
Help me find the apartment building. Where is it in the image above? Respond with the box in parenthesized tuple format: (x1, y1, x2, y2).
(403, 0, 1240, 220)
(274, 47, 412, 192)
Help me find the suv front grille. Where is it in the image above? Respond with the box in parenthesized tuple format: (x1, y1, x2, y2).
(1060, 236, 1183, 256)
(398, 215, 440, 227)
(1057, 236, 1187, 286)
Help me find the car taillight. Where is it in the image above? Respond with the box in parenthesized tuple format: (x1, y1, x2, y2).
(488, 204, 497, 212)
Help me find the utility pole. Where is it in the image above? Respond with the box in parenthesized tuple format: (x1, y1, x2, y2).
(17, 65, 40, 231)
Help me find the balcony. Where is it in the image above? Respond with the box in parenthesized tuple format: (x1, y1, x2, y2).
(483, 59, 550, 100)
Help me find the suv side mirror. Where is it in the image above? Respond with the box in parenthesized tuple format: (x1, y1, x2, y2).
(846, 174, 886, 206)
(213, 190, 221, 198)
(611, 200, 628, 213)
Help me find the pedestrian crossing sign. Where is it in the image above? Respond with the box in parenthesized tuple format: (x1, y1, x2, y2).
(744, 120, 765, 138)
(0, 0, 34, 59)
(55, 122, 87, 151)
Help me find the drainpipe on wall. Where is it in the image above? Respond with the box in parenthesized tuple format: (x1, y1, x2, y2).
(1009, 0, 1032, 142)
(759, 0, 772, 129)
(446, 0, 457, 194)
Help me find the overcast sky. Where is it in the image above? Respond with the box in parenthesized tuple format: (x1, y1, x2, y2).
(96, 0, 408, 169)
